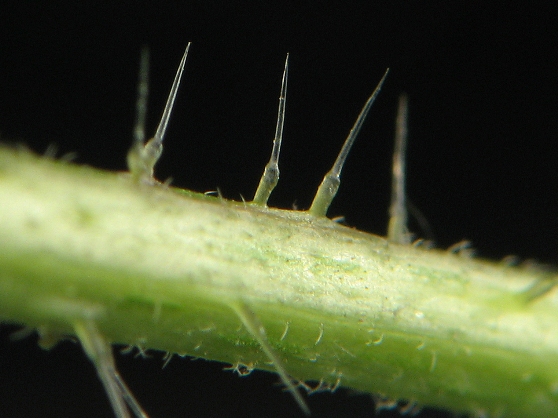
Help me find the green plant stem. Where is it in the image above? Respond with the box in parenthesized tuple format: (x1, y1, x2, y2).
(1, 146, 558, 417)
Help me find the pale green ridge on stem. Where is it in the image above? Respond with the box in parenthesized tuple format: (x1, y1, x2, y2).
(1, 146, 558, 417)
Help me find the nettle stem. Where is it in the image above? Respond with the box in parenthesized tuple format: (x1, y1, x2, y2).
(2, 48, 558, 417)
(1, 146, 558, 417)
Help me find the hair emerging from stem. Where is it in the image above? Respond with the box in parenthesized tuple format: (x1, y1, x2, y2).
(308, 68, 389, 217)
(127, 43, 191, 183)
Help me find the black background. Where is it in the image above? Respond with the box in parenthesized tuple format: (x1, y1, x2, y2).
(1, 2, 557, 417)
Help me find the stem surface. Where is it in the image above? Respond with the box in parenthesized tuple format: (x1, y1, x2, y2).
(1, 146, 557, 417)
